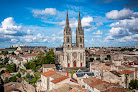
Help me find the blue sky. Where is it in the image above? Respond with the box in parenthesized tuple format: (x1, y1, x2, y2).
(0, 0, 138, 48)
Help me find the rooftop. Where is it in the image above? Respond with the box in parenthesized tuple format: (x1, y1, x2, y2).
(42, 64, 56, 68)
(51, 76, 69, 84)
(118, 70, 134, 74)
(41, 70, 57, 77)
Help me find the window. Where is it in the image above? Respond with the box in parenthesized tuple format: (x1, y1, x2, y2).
(80, 37, 82, 43)
(80, 45, 82, 48)
(68, 45, 69, 48)
(67, 37, 69, 42)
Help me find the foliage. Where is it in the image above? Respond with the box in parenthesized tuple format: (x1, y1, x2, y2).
(5, 63, 17, 73)
(9, 76, 17, 82)
(25, 73, 40, 84)
(4, 77, 9, 83)
(70, 70, 76, 77)
(0, 65, 3, 68)
(16, 73, 21, 78)
(41, 51, 55, 64)
(125, 73, 129, 88)
(11, 52, 16, 55)
(107, 55, 111, 60)
(5, 47, 17, 49)
(90, 58, 94, 62)
(96, 58, 100, 60)
(20, 68, 25, 74)
(0, 51, 8, 55)
(4, 57, 9, 64)
(24, 51, 55, 71)
(120, 48, 134, 51)
(36, 51, 45, 64)
(129, 79, 138, 90)
(26, 73, 31, 78)
(105, 58, 108, 60)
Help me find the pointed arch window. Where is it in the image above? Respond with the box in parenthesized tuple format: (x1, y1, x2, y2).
(67, 37, 69, 42)
(80, 37, 82, 43)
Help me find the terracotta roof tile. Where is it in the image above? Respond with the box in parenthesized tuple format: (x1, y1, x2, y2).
(118, 70, 134, 74)
(41, 71, 57, 77)
(51, 76, 69, 84)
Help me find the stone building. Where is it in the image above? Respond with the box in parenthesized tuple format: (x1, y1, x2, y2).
(54, 12, 86, 68)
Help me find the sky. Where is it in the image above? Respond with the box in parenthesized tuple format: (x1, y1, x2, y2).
(0, 0, 138, 48)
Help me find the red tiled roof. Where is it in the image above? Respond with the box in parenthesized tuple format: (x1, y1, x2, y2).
(2, 72, 12, 77)
(118, 70, 134, 74)
(51, 76, 69, 84)
(41, 71, 57, 77)
(22, 53, 38, 57)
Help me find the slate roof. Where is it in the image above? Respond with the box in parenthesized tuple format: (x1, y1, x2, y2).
(56, 47, 63, 51)
(75, 72, 94, 77)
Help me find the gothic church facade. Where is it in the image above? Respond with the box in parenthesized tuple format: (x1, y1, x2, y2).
(54, 12, 86, 68)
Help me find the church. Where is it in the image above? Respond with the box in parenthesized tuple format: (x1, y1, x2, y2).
(54, 12, 86, 68)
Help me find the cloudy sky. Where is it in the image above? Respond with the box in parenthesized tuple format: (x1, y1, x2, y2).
(0, 0, 138, 48)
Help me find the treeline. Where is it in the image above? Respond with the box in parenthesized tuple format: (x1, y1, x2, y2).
(24, 51, 55, 71)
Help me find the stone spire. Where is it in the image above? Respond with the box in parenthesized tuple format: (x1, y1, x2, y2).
(78, 11, 82, 30)
(65, 11, 69, 28)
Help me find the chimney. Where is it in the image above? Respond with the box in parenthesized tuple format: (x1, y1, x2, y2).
(67, 71, 69, 76)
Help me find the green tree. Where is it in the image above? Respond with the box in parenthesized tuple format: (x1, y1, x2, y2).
(70, 70, 76, 77)
(4, 77, 9, 83)
(9, 76, 17, 82)
(11, 51, 16, 55)
(96, 58, 100, 60)
(90, 58, 94, 62)
(107, 55, 111, 60)
(26, 73, 31, 78)
(4, 57, 9, 64)
(125, 73, 129, 88)
(5, 63, 17, 73)
(129, 79, 138, 89)
(16, 73, 21, 78)
(41, 51, 55, 64)
(105, 58, 108, 60)
(36, 51, 45, 64)
(1, 51, 8, 55)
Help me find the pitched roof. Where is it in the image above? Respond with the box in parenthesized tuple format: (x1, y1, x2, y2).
(101, 87, 127, 92)
(99, 66, 111, 70)
(51, 76, 69, 84)
(2, 72, 12, 77)
(110, 71, 121, 77)
(118, 70, 134, 74)
(41, 71, 57, 77)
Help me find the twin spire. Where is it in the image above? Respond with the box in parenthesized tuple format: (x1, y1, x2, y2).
(65, 11, 82, 29)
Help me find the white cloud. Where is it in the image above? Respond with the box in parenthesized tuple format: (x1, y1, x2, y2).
(96, 22, 103, 26)
(93, 30, 103, 35)
(32, 8, 56, 16)
(81, 16, 93, 27)
(106, 8, 133, 20)
(59, 16, 93, 28)
(0, 17, 21, 35)
(110, 17, 138, 33)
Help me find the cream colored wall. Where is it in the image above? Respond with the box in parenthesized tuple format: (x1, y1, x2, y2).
(43, 68, 53, 73)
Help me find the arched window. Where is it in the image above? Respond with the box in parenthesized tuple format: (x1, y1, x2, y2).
(80, 37, 82, 43)
(68, 45, 70, 48)
(67, 37, 69, 42)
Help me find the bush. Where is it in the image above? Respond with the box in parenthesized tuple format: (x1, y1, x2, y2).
(9, 76, 17, 82)
(16, 73, 21, 78)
